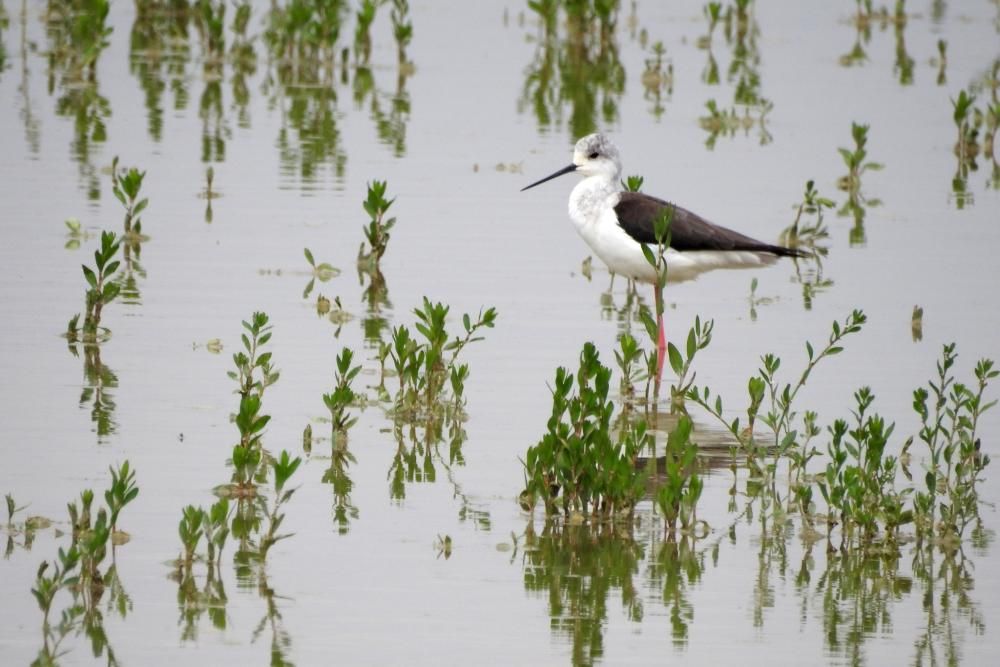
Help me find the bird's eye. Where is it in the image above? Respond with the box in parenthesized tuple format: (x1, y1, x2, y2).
(588, 151, 599, 159)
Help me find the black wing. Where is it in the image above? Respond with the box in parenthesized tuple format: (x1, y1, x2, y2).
(614, 191, 803, 257)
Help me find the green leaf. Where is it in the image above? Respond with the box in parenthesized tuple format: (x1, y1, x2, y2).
(82, 265, 97, 288)
(667, 343, 684, 375)
(102, 283, 120, 303)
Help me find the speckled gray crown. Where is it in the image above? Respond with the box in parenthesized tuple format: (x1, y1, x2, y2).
(575, 133, 621, 168)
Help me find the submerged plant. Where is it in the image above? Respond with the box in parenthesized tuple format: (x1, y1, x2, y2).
(31, 463, 137, 665)
(780, 180, 833, 255)
(522, 343, 653, 521)
(226, 312, 280, 492)
(655, 415, 704, 538)
(257, 450, 302, 560)
(104, 461, 139, 533)
(664, 316, 714, 412)
(699, 98, 773, 149)
(196, 0, 227, 68)
(688, 311, 867, 479)
(324, 347, 361, 437)
(391, 0, 413, 65)
(911, 346, 995, 544)
(110, 156, 149, 237)
(303, 247, 340, 298)
(46, 0, 113, 83)
(641, 41, 673, 119)
(381, 298, 497, 421)
(67, 230, 121, 341)
(229, 312, 279, 400)
(358, 180, 396, 268)
(353, 0, 378, 64)
(817, 387, 912, 549)
(837, 122, 883, 194)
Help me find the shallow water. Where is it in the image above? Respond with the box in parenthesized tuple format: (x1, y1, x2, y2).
(1, 1, 999, 665)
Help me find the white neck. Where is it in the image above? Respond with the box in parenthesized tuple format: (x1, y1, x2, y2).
(568, 174, 620, 231)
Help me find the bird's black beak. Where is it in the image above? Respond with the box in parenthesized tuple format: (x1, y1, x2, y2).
(520, 163, 578, 192)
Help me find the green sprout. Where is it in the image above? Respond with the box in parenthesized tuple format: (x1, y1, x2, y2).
(68, 230, 121, 341)
(358, 180, 397, 268)
(110, 156, 149, 237)
(324, 347, 362, 437)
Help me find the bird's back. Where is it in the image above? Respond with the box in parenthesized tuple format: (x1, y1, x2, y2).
(614, 191, 803, 257)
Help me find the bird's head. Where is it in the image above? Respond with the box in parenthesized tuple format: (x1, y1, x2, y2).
(571, 133, 622, 180)
(521, 133, 622, 192)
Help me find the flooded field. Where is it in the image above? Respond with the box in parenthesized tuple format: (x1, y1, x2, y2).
(1, 1, 999, 665)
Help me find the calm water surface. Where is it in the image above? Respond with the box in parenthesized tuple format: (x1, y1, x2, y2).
(1, 1, 998, 665)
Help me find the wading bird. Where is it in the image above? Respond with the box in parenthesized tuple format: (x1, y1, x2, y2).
(521, 133, 802, 362)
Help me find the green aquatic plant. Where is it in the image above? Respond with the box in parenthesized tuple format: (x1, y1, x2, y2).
(46, 0, 113, 83)
(302, 247, 340, 298)
(911, 305, 923, 342)
(232, 395, 267, 490)
(621, 174, 644, 193)
(2, 492, 38, 558)
(654, 415, 705, 538)
(518, 0, 626, 137)
(391, 0, 412, 65)
(323, 347, 361, 436)
(949, 89, 980, 208)
(520, 521, 647, 663)
(698, 2, 723, 49)
(358, 180, 396, 268)
(178, 505, 205, 567)
(699, 98, 772, 149)
(323, 435, 358, 533)
(110, 156, 149, 238)
(614, 332, 643, 409)
(780, 180, 833, 256)
(688, 311, 867, 478)
(934, 39, 948, 86)
(174, 497, 231, 640)
(720, 0, 764, 107)
(353, 0, 378, 64)
(196, 0, 226, 68)
(663, 316, 714, 413)
(837, 122, 883, 194)
(257, 450, 302, 560)
(522, 343, 653, 521)
(816, 388, 912, 550)
(104, 460, 139, 533)
(263, 0, 344, 72)
(229, 311, 279, 400)
(5, 493, 22, 526)
(67, 230, 121, 341)
(641, 41, 673, 120)
(911, 345, 995, 545)
(201, 166, 217, 223)
(63, 217, 89, 250)
(227, 312, 279, 491)
(381, 298, 497, 421)
(31, 463, 137, 665)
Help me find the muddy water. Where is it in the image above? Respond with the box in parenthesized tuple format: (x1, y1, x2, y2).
(1, 1, 998, 665)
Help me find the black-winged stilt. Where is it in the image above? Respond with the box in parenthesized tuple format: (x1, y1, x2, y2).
(521, 133, 802, 360)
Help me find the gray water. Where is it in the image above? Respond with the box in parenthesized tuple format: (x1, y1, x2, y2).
(1, 1, 999, 665)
